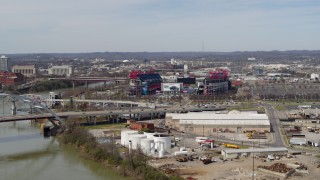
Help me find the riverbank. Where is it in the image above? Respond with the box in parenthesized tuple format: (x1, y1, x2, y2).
(59, 125, 183, 180)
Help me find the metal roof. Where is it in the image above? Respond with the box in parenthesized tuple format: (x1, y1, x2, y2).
(223, 147, 288, 154)
(171, 113, 268, 120)
(175, 113, 270, 126)
(169, 112, 270, 126)
(180, 119, 270, 126)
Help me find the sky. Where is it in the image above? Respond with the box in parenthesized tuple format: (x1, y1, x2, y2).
(1, 0, 320, 53)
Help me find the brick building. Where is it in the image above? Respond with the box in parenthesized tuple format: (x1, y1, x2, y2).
(0, 71, 25, 85)
(129, 120, 155, 131)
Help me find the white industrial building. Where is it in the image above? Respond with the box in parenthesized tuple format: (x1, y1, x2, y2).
(165, 111, 270, 136)
(290, 137, 307, 146)
(120, 130, 171, 157)
(48, 65, 73, 77)
(221, 147, 288, 159)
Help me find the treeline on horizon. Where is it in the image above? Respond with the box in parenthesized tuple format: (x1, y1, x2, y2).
(7, 50, 320, 62)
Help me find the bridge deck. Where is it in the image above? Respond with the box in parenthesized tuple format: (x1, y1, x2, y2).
(0, 107, 221, 123)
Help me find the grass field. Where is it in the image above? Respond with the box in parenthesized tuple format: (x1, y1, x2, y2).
(84, 123, 127, 130)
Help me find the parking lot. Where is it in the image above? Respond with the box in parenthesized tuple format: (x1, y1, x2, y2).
(253, 83, 320, 100)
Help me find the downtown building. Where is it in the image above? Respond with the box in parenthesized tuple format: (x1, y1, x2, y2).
(0, 55, 12, 71)
(12, 65, 37, 77)
(48, 65, 73, 77)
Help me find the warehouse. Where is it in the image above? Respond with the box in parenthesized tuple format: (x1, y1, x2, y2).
(165, 111, 270, 136)
(221, 147, 288, 159)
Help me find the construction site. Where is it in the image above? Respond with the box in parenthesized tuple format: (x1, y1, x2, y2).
(112, 126, 318, 180)
(148, 148, 320, 180)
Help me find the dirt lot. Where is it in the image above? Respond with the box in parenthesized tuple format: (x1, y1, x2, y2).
(149, 153, 320, 180)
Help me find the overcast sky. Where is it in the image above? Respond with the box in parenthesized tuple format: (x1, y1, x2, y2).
(1, 0, 320, 53)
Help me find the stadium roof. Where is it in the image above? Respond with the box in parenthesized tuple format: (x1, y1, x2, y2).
(138, 74, 162, 83)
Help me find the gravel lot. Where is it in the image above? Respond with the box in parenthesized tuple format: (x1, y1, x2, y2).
(149, 152, 320, 180)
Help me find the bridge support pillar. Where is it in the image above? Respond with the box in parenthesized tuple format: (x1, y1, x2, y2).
(138, 114, 141, 121)
(69, 96, 74, 109)
(72, 81, 75, 89)
(29, 105, 33, 114)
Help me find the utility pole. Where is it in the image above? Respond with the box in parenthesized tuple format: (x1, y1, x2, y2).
(203, 125, 204, 137)
(252, 141, 255, 180)
(2, 97, 4, 115)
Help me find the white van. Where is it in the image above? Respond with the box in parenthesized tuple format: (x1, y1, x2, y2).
(267, 155, 275, 160)
(196, 137, 208, 143)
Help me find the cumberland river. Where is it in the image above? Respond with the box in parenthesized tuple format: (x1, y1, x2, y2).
(0, 96, 125, 180)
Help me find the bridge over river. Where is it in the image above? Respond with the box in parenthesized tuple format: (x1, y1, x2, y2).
(0, 107, 222, 123)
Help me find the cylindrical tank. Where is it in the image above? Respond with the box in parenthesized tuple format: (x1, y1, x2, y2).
(151, 142, 155, 155)
(159, 142, 164, 158)
(153, 134, 171, 151)
(143, 132, 156, 139)
(121, 130, 138, 147)
(174, 151, 188, 156)
(129, 134, 147, 150)
(140, 138, 154, 155)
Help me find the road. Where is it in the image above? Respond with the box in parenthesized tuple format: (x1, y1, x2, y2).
(0, 107, 223, 123)
(262, 103, 285, 147)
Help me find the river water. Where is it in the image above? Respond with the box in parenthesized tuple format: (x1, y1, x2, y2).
(0, 94, 125, 180)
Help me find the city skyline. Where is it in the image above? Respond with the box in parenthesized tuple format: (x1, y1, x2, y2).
(1, 0, 320, 53)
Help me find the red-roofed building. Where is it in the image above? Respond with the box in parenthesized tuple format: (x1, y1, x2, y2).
(0, 71, 25, 85)
(231, 80, 243, 87)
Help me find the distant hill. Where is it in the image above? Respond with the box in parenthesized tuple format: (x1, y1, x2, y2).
(5, 50, 320, 62)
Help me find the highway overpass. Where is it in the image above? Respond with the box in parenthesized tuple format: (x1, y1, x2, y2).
(0, 107, 223, 123)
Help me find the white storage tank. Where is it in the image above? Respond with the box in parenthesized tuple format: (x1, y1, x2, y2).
(140, 138, 154, 155)
(129, 134, 147, 150)
(174, 151, 188, 156)
(143, 132, 156, 139)
(159, 142, 164, 158)
(153, 134, 171, 151)
(121, 130, 138, 147)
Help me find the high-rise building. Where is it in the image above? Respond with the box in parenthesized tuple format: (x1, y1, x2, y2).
(0, 55, 11, 71)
